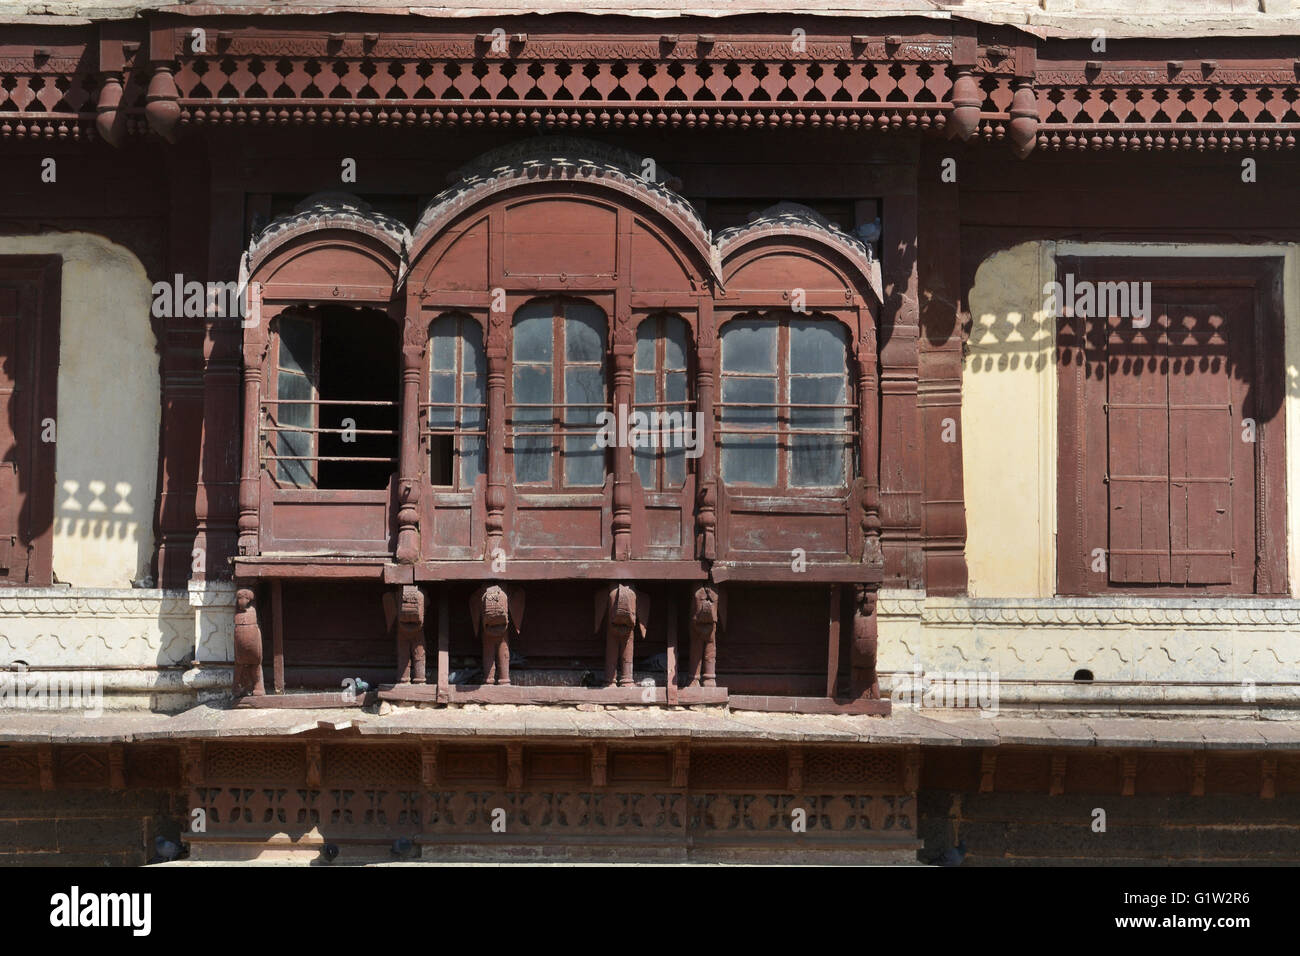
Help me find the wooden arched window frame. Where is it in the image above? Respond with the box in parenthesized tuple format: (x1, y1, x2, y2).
(425, 312, 487, 492)
(633, 312, 693, 492)
(717, 311, 854, 493)
(508, 296, 609, 491)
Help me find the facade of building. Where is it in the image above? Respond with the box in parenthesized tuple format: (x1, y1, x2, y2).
(1, 0, 1299, 864)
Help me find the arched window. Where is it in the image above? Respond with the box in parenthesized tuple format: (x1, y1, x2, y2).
(719, 314, 853, 489)
(427, 313, 486, 489)
(634, 313, 691, 491)
(265, 305, 399, 490)
(510, 298, 608, 488)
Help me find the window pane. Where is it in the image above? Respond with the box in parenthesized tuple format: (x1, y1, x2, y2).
(565, 302, 606, 362)
(789, 319, 848, 374)
(463, 320, 484, 375)
(276, 370, 314, 486)
(564, 363, 605, 487)
(635, 330, 655, 372)
(513, 363, 552, 484)
(790, 375, 847, 431)
(430, 316, 457, 371)
(513, 303, 553, 362)
(428, 372, 455, 430)
(279, 316, 315, 375)
(663, 318, 687, 370)
(722, 436, 777, 486)
(721, 319, 776, 373)
(721, 376, 777, 428)
(791, 432, 847, 487)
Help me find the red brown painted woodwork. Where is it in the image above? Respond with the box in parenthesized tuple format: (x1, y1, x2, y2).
(470, 583, 524, 685)
(232, 586, 265, 697)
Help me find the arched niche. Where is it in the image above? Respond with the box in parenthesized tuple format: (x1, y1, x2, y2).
(236, 194, 411, 561)
(406, 137, 718, 297)
(710, 203, 884, 575)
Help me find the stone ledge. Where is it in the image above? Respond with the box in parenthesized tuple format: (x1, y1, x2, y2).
(1, 703, 1298, 750)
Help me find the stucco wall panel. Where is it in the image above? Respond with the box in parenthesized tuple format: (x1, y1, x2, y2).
(0, 233, 159, 588)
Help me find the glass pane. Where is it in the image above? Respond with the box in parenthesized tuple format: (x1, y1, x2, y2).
(430, 316, 457, 371)
(513, 365, 552, 413)
(461, 400, 486, 487)
(634, 372, 655, 406)
(514, 433, 551, 484)
(513, 303, 553, 363)
(721, 436, 777, 487)
(792, 433, 847, 487)
(565, 366, 604, 424)
(428, 373, 455, 430)
(278, 316, 315, 375)
(790, 375, 847, 431)
(789, 319, 848, 374)
(663, 317, 688, 370)
(463, 320, 484, 375)
(634, 447, 654, 489)
(565, 301, 606, 362)
(635, 327, 655, 372)
(721, 376, 777, 428)
(665, 370, 687, 406)
(721, 319, 776, 373)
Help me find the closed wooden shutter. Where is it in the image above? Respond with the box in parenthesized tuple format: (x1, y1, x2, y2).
(1101, 289, 1251, 588)
(0, 258, 59, 586)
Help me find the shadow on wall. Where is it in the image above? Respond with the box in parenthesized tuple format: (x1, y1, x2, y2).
(55, 474, 152, 585)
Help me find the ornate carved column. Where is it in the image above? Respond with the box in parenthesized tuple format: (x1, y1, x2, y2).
(611, 335, 635, 561)
(857, 322, 883, 568)
(236, 316, 268, 558)
(694, 303, 717, 559)
(395, 340, 423, 564)
(485, 309, 508, 556)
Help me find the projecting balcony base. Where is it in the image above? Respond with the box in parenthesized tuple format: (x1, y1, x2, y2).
(729, 694, 892, 716)
(378, 684, 729, 706)
(233, 691, 373, 709)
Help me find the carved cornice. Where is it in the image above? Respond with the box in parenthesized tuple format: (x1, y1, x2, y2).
(879, 594, 1300, 628)
(0, 24, 1296, 152)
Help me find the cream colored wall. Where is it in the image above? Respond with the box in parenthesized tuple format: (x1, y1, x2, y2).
(963, 241, 1300, 599)
(0, 234, 159, 587)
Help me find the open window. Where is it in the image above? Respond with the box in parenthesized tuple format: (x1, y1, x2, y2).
(263, 305, 399, 491)
(633, 313, 692, 491)
(426, 313, 486, 490)
(718, 313, 854, 491)
(510, 297, 608, 489)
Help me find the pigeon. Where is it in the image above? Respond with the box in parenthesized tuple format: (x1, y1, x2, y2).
(449, 666, 482, 684)
(391, 837, 419, 860)
(924, 840, 968, 867)
(146, 835, 186, 865)
(580, 670, 600, 688)
(320, 843, 339, 863)
(853, 218, 882, 244)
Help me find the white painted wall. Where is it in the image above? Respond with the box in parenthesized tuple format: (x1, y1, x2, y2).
(0, 233, 159, 587)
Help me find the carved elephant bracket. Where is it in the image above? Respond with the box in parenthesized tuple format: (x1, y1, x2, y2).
(232, 586, 265, 697)
(470, 583, 525, 685)
(595, 583, 650, 687)
(383, 585, 427, 684)
(687, 585, 725, 688)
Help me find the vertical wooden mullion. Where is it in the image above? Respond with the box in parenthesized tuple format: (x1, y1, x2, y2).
(553, 300, 563, 490)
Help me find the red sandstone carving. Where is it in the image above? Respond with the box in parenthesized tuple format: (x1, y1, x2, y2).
(470, 584, 524, 685)
(383, 585, 427, 685)
(232, 587, 265, 697)
(596, 584, 650, 687)
(686, 585, 724, 689)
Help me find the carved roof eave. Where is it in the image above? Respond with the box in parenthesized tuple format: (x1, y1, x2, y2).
(410, 136, 721, 285)
(244, 193, 411, 291)
(716, 202, 883, 306)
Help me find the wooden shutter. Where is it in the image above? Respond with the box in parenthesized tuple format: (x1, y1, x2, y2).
(1166, 294, 1246, 585)
(0, 259, 58, 585)
(1103, 289, 1252, 587)
(1104, 313, 1172, 583)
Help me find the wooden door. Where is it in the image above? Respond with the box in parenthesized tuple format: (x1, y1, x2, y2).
(0, 258, 59, 585)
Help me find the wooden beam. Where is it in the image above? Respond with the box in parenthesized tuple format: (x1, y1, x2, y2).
(271, 579, 285, 695)
(826, 584, 841, 699)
